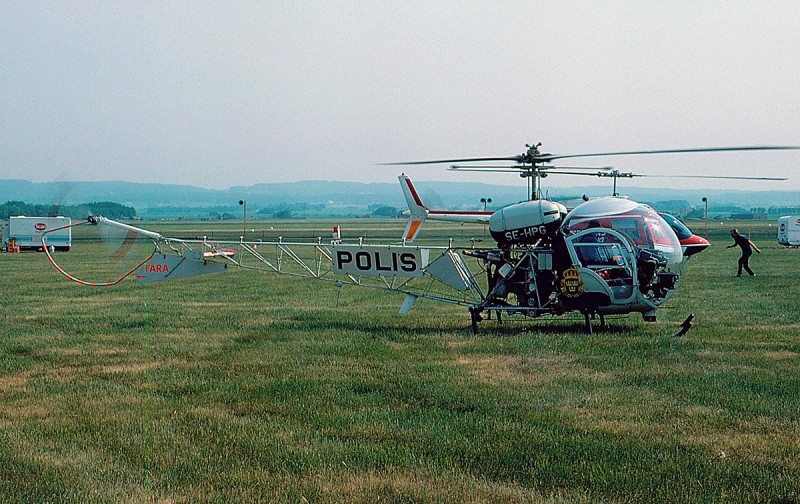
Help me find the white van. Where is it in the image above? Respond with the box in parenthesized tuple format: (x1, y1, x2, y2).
(777, 216, 800, 247)
(7, 216, 72, 251)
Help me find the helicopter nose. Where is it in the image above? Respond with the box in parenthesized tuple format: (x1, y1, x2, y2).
(681, 235, 710, 257)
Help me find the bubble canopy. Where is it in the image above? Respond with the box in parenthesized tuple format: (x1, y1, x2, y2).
(562, 197, 683, 265)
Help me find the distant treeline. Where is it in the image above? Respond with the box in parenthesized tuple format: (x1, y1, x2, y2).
(763, 206, 800, 215)
(0, 201, 137, 220)
(717, 206, 800, 215)
(140, 202, 401, 219)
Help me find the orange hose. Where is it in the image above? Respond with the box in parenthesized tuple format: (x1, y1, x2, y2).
(42, 220, 155, 286)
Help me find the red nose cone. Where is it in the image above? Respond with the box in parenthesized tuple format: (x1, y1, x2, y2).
(680, 234, 710, 257)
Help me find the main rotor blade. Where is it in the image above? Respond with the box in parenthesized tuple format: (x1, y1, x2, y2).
(447, 164, 615, 171)
(556, 171, 785, 181)
(543, 165, 615, 171)
(380, 156, 520, 166)
(447, 166, 526, 173)
(539, 145, 800, 162)
(638, 174, 788, 181)
(381, 145, 800, 168)
(553, 170, 636, 178)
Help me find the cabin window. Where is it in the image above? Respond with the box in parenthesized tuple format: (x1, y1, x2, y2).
(574, 243, 627, 268)
(609, 219, 642, 242)
(645, 218, 667, 239)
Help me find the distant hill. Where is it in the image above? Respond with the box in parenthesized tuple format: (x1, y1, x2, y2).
(2, 179, 800, 217)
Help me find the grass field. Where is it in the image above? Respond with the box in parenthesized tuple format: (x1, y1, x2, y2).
(1, 218, 798, 503)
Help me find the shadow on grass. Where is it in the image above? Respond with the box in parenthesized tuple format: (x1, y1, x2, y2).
(270, 309, 652, 339)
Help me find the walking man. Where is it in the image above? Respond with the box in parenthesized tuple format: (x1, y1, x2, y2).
(727, 228, 761, 276)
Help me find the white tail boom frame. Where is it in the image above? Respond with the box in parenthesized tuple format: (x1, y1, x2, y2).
(43, 216, 487, 312)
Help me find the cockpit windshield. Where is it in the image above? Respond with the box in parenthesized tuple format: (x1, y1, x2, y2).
(562, 197, 683, 265)
(659, 213, 694, 240)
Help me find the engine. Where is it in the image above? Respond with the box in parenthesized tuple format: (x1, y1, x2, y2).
(466, 246, 561, 317)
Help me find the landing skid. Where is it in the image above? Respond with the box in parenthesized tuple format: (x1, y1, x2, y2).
(583, 312, 605, 335)
(469, 306, 606, 335)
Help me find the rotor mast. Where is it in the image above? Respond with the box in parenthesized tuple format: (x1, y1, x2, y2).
(522, 142, 542, 200)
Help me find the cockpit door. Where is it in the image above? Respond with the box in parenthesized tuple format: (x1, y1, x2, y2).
(566, 229, 637, 302)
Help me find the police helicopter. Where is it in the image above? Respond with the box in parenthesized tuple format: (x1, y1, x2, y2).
(42, 143, 797, 333)
(397, 174, 712, 258)
(381, 142, 793, 331)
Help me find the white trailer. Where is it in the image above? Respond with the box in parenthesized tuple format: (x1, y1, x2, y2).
(777, 216, 800, 247)
(7, 216, 72, 251)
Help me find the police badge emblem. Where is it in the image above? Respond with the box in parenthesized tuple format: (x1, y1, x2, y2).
(560, 267, 584, 298)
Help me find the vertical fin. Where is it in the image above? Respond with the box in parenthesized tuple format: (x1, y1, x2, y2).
(399, 294, 418, 314)
(399, 175, 428, 242)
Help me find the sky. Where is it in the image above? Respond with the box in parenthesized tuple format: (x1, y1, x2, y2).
(2, 1, 800, 192)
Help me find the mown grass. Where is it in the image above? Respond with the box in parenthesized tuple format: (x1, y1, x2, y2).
(0, 219, 798, 503)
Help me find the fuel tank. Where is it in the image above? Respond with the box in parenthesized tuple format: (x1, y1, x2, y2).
(489, 200, 565, 245)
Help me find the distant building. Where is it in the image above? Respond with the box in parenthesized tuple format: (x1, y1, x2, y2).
(731, 212, 769, 220)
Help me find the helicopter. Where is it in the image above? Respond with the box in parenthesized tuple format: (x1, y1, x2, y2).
(380, 142, 795, 330)
(397, 174, 711, 258)
(42, 143, 797, 333)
